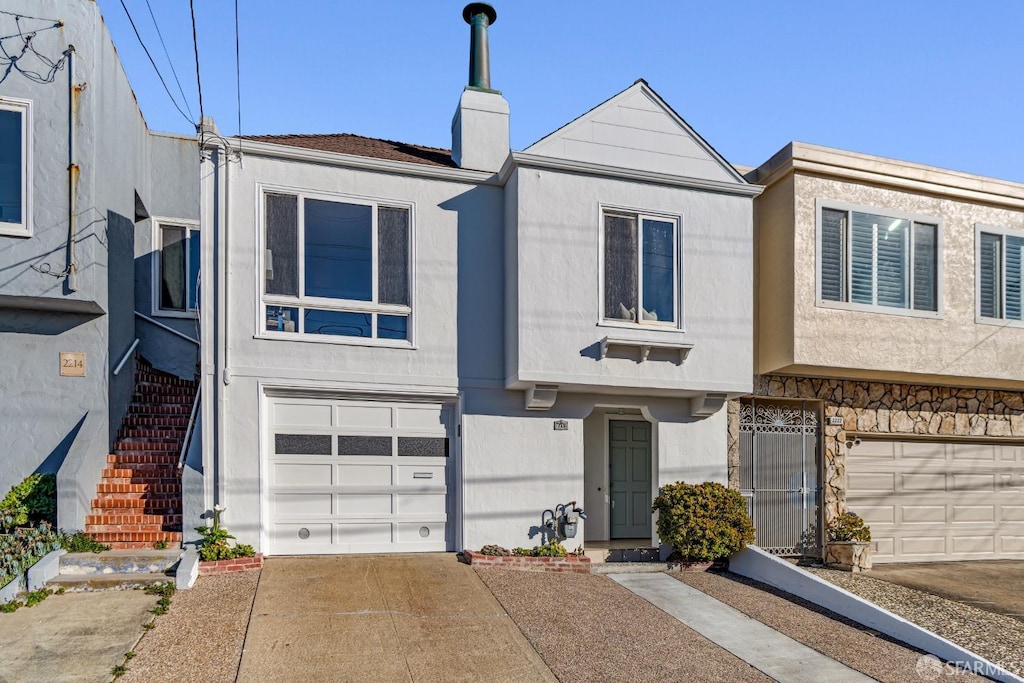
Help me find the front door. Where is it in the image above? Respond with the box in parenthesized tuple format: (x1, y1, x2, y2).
(609, 420, 652, 539)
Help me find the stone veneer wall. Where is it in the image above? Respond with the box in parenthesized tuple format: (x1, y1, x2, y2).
(727, 375, 1024, 531)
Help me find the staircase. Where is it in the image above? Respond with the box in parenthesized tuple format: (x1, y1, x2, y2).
(84, 359, 197, 550)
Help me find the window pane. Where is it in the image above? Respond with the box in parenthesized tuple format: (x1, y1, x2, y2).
(275, 434, 331, 455)
(397, 437, 448, 457)
(641, 219, 675, 322)
(304, 309, 371, 337)
(979, 233, 1002, 319)
(604, 214, 638, 320)
(265, 194, 298, 296)
(304, 199, 372, 300)
(1006, 236, 1024, 321)
(160, 226, 186, 310)
(849, 213, 875, 305)
(820, 209, 846, 302)
(265, 305, 298, 332)
(875, 216, 908, 308)
(0, 109, 22, 225)
(912, 223, 937, 312)
(378, 207, 409, 305)
(338, 436, 392, 456)
(378, 314, 408, 340)
(187, 229, 201, 310)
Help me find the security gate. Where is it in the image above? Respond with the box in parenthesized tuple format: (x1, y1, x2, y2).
(739, 399, 821, 556)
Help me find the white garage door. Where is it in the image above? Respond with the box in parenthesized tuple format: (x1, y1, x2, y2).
(267, 396, 454, 555)
(847, 439, 1024, 563)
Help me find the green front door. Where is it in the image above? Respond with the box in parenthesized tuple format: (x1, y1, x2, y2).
(609, 420, 652, 539)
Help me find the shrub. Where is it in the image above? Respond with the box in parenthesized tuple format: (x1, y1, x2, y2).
(827, 512, 871, 543)
(59, 531, 111, 554)
(652, 481, 755, 561)
(0, 522, 61, 589)
(511, 540, 568, 557)
(0, 474, 57, 529)
(479, 544, 512, 556)
(195, 506, 255, 562)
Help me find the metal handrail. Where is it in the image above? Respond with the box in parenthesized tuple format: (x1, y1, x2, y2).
(134, 311, 200, 345)
(113, 338, 140, 376)
(178, 384, 201, 470)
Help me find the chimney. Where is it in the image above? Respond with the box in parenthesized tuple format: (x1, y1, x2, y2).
(451, 3, 509, 172)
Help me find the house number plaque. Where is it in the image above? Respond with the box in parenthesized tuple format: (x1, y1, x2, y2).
(553, 420, 568, 431)
(59, 352, 86, 377)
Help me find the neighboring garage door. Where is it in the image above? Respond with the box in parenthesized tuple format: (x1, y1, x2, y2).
(847, 439, 1024, 563)
(267, 396, 454, 555)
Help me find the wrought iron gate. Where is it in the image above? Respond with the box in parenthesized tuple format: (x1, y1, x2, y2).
(739, 399, 821, 556)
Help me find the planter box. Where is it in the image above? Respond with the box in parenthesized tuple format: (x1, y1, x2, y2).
(460, 550, 591, 574)
(825, 542, 871, 572)
(198, 554, 264, 575)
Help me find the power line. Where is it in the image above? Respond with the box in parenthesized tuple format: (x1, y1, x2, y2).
(118, 0, 193, 126)
(142, 0, 194, 122)
(189, 0, 204, 135)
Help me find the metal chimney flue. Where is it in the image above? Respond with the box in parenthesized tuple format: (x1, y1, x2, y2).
(463, 3, 497, 90)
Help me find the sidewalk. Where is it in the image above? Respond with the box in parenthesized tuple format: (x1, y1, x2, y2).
(609, 572, 874, 683)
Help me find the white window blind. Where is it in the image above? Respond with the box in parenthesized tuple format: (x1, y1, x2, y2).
(979, 230, 1024, 321)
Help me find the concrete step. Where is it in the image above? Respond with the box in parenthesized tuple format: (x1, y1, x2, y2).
(59, 549, 182, 575)
(585, 546, 661, 564)
(592, 562, 669, 575)
(49, 572, 173, 591)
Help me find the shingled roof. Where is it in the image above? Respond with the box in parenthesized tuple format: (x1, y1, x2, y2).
(240, 133, 455, 168)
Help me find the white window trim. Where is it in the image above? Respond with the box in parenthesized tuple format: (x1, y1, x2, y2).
(0, 97, 32, 238)
(597, 203, 684, 332)
(151, 217, 201, 319)
(255, 184, 416, 347)
(814, 198, 944, 320)
(975, 223, 1024, 328)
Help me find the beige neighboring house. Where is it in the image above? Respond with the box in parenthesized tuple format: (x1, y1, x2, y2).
(734, 142, 1024, 564)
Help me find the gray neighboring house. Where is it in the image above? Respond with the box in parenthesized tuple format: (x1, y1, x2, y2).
(0, 0, 198, 533)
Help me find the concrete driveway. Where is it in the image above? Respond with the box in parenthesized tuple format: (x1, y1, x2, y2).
(870, 560, 1024, 621)
(236, 554, 556, 682)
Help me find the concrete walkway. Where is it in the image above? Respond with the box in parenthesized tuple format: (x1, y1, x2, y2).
(237, 554, 555, 682)
(609, 572, 874, 683)
(871, 560, 1024, 622)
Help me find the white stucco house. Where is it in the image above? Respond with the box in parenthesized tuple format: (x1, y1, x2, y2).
(193, 5, 761, 555)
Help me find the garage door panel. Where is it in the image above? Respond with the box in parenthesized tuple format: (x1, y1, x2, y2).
(848, 438, 1024, 562)
(267, 396, 453, 555)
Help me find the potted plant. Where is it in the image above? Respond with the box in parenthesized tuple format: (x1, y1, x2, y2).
(651, 481, 755, 570)
(824, 512, 872, 572)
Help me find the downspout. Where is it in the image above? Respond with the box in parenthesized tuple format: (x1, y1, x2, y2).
(66, 45, 78, 292)
(218, 141, 231, 510)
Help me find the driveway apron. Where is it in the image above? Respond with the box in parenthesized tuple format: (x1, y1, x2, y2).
(869, 560, 1024, 622)
(236, 554, 556, 682)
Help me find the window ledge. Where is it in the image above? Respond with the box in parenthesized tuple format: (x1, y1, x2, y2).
(152, 309, 199, 320)
(976, 316, 1024, 329)
(0, 224, 30, 238)
(254, 332, 415, 349)
(814, 299, 943, 320)
(599, 336, 693, 364)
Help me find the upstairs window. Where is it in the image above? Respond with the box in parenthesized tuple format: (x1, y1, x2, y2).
(262, 191, 411, 341)
(603, 210, 679, 326)
(155, 220, 201, 315)
(0, 98, 30, 237)
(819, 203, 939, 314)
(977, 226, 1024, 322)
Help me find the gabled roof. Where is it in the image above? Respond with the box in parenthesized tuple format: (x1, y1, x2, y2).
(525, 80, 748, 185)
(240, 133, 455, 168)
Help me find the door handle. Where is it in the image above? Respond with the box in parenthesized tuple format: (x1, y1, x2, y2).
(611, 500, 615, 508)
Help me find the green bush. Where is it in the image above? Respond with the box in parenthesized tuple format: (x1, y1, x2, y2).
(0, 474, 57, 530)
(511, 540, 568, 557)
(479, 544, 512, 556)
(59, 531, 111, 554)
(195, 506, 255, 562)
(0, 522, 61, 589)
(826, 512, 871, 543)
(652, 481, 755, 561)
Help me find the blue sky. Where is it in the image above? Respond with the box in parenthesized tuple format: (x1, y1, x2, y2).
(96, 1, 1024, 181)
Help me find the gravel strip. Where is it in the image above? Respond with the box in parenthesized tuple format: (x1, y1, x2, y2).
(477, 568, 770, 683)
(808, 567, 1024, 677)
(121, 570, 260, 683)
(672, 570, 986, 682)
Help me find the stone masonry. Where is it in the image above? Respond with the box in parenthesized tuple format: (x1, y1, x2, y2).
(728, 375, 1024, 532)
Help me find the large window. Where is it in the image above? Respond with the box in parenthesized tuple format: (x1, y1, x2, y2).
(977, 226, 1024, 323)
(0, 98, 30, 237)
(603, 210, 678, 326)
(818, 203, 939, 314)
(262, 191, 411, 341)
(155, 220, 200, 315)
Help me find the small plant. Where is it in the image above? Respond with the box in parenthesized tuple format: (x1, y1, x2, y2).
(652, 481, 755, 562)
(124, 651, 136, 661)
(142, 621, 156, 631)
(23, 587, 53, 608)
(111, 663, 128, 678)
(0, 600, 20, 613)
(511, 540, 568, 557)
(195, 505, 256, 562)
(146, 582, 175, 615)
(479, 544, 512, 556)
(0, 474, 57, 529)
(1, 522, 61, 590)
(59, 530, 111, 554)
(154, 539, 168, 550)
(827, 512, 871, 543)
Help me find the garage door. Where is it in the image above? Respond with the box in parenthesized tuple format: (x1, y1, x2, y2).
(267, 396, 454, 555)
(847, 439, 1024, 563)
